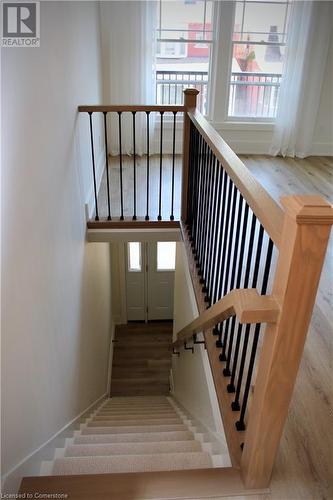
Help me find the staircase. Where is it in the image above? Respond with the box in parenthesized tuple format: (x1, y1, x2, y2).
(40, 396, 228, 476)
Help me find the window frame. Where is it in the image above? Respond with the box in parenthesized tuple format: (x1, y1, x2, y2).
(208, 0, 292, 124)
(155, 0, 215, 117)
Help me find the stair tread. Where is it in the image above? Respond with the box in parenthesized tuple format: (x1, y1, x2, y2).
(51, 451, 212, 475)
(81, 424, 187, 435)
(93, 413, 178, 420)
(88, 418, 182, 427)
(74, 430, 194, 445)
(65, 440, 201, 457)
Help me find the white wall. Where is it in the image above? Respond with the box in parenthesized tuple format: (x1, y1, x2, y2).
(312, 31, 333, 154)
(172, 243, 228, 452)
(1, 1, 112, 487)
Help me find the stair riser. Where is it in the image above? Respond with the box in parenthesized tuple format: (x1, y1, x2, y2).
(87, 419, 182, 427)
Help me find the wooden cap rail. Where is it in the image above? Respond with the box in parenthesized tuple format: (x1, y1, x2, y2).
(173, 289, 279, 349)
(78, 105, 185, 113)
(187, 109, 284, 247)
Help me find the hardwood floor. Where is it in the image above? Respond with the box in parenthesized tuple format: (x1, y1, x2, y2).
(110, 323, 173, 397)
(97, 155, 182, 221)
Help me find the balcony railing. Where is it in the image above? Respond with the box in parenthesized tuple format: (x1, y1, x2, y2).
(229, 72, 282, 119)
(156, 69, 282, 119)
(156, 70, 208, 115)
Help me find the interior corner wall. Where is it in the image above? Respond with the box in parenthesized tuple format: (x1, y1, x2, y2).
(172, 243, 228, 451)
(1, 1, 112, 486)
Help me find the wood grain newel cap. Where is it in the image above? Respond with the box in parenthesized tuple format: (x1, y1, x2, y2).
(280, 195, 333, 225)
(183, 88, 200, 95)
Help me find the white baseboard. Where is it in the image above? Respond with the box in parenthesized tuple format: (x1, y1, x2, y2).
(2, 393, 107, 494)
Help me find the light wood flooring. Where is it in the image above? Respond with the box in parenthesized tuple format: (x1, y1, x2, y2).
(97, 155, 182, 221)
(110, 322, 173, 397)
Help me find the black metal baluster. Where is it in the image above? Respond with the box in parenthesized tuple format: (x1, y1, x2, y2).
(118, 112, 124, 220)
(200, 148, 213, 290)
(145, 112, 150, 221)
(158, 111, 164, 220)
(170, 111, 177, 220)
(197, 141, 209, 276)
(219, 184, 238, 359)
(207, 160, 222, 307)
(186, 123, 196, 228)
(132, 111, 137, 220)
(103, 112, 111, 220)
(228, 203, 250, 390)
(236, 237, 274, 430)
(224, 193, 245, 373)
(216, 176, 234, 347)
(232, 215, 261, 417)
(202, 150, 215, 300)
(203, 154, 217, 298)
(212, 170, 228, 306)
(192, 134, 203, 248)
(88, 112, 99, 221)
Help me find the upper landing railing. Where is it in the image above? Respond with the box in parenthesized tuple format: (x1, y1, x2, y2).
(78, 91, 333, 489)
(78, 104, 185, 227)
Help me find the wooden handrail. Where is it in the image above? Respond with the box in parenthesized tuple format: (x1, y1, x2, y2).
(78, 105, 185, 113)
(173, 289, 279, 348)
(187, 109, 284, 247)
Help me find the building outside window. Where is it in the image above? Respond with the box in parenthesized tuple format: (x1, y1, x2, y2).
(155, 0, 291, 121)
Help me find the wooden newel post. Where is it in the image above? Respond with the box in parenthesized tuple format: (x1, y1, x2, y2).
(241, 195, 333, 489)
(181, 89, 199, 223)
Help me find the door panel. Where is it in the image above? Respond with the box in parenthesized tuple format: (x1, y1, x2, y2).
(125, 242, 146, 321)
(125, 242, 175, 322)
(147, 242, 175, 321)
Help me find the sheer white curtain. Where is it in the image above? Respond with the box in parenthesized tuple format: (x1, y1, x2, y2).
(270, 1, 332, 158)
(100, 1, 157, 155)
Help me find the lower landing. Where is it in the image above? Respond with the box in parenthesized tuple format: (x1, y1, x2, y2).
(19, 467, 269, 499)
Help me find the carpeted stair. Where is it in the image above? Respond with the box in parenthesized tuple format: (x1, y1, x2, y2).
(40, 396, 229, 476)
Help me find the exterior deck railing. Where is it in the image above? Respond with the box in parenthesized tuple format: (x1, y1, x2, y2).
(156, 69, 282, 118)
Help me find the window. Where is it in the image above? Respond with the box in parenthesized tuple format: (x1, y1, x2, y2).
(228, 0, 291, 119)
(156, 0, 213, 114)
(128, 242, 142, 272)
(157, 242, 176, 271)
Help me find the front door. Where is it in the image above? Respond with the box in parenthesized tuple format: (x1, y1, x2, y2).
(125, 241, 176, 321)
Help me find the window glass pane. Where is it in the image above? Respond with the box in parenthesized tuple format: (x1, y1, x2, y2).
(156, 0, 213, 115)
(229, 0, 290, 119)
(128, 242, 141, 271)
(157, 242, 176, 271)
(160, 1, 206, 34)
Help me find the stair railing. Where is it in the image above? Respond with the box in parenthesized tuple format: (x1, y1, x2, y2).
(78, 104, 185, 225)
(175, 89, 333, 489)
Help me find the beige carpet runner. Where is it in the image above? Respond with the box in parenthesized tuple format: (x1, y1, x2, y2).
(41, 396, 226, 476)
